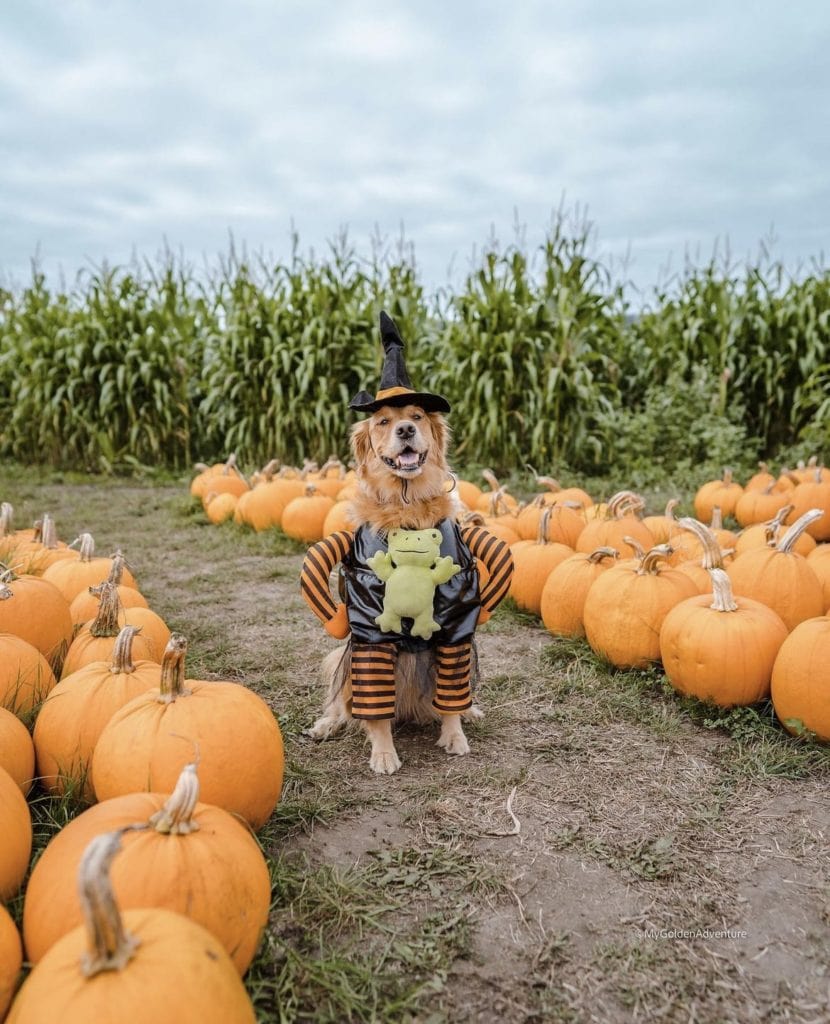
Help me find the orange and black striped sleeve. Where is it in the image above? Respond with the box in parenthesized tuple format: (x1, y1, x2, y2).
(460, 524, 514, 612)
(300, 531, 354, 629)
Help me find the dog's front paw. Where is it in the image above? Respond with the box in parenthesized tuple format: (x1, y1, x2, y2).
(436, 729, 470, 757)
(306, 714, 345, 741)
(370, 749, 402, 774)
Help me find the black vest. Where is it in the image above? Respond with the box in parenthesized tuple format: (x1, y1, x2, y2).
(341, 519, 481, 651)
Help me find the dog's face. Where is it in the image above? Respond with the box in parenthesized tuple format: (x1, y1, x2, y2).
(351, 405, 448, 481)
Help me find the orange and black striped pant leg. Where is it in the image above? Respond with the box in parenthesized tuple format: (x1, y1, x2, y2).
(350, 642, 398, 720)
(433, 642, 473, 715)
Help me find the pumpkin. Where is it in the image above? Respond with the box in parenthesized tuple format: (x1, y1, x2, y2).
(583, 544, 698, 668)
(786, 469, 830, 541)
(0, 634, 57, 717)
(807, 545, 830, 612)
(195, 455, 249, 501)
(744, 462, 776, 492)
(771, 615, 830, 740)
(189, 455, 238, 498)
(307, 457, 348, 498)
(0, 903, 22, 1021)
(642, 499, 682, 545)
(0, 765, 31, 900)
(540, 546, 619, 638)
(92, 635, 284, 829)
(734, 482, 790, 527)
(461, 511, 519, 547)
(575, 491, 654, 559)
(323, 499, 357, 537)
(509, 508, 574, 616)
(0, 570, 72, 672)
(0, 707, 35, 795)
(34, 625, 162, 800)
(693, 468, 743, 522)
(533, 476, 593, 511)
(0, 502, 18, 561)
(670, 508, 736, 565)
(204, 491, 238, 524)
(660, 568, 788, 706)
(514, 496, 584, 545)
(475, 471, 519, 513)
(19, 515, 74, 576)
(454, 477, 483, 510)
(734, 504, 815, 559)
(282, 484, 335, 544)
(23, 760, 270, 974)
(727, 510, 825, 632)
(69, 552, 148, 631)
(42, 534, 138, 605)
(673, 518, 730, 593)
(7, 831, 256, 1024)
(62, 583, 163, 678)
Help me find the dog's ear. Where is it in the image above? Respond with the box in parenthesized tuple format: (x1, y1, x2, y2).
(427, 413, 450, 462)
(350, 419, 373, 465)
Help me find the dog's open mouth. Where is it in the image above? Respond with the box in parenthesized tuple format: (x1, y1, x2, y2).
(382, 448, 428, 473)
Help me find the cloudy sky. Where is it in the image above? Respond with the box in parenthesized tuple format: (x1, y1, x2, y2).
(2, 0, 828, 301)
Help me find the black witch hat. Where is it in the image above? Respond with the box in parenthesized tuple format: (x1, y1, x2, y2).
(349, 311, 451, 414)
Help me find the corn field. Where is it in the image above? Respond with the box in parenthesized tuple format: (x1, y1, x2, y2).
(1, 219, 828, 477)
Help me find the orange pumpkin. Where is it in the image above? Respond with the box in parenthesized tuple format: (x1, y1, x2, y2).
(693, 468, 743, 522)
(509, 508, 574, 616)
(744, 462, 776, 492)
(576, 491, 654, 559)
(282, 484, 336, 544)
(189, 455, 237, 498)
(660, 569, 788, 705)
(0, 570, 72, 672)
(454, 477, 483, 510)
(203, 491, 238, 524)
(727, 510, 825, 632)
(583, 545, 698, 668)
(733, 504, 815, 559)
(642, 499, 682, 546)
(8, 832, 256, 1024)
(475, 471, 519, 514)
(0, 634, 57, 716)
(0, 707, 35, 795)
(786, 469, 830, 541)
(533, 476, 593, 511)
(69, 552, 148, 631)
(42, 534, 138, 605)
(540, 546, 619, 638)
(23, 761, 270, 974)
(0, 903, 22, 1021)
(514, 496, 584, 545)
(62, 583, 163, 678)
(673, 518, 730, 593)
(807, 545, 830, 612)
(0, 765, 31, 900)
(34, 626, 163, 800)
(323, 500, 357, 536)
(92, 635, 284, 829)
(771, 615, 830, 740)
(734, 483, 789, 527)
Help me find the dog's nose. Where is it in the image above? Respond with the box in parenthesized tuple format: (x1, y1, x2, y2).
(395, 423, 416, 439)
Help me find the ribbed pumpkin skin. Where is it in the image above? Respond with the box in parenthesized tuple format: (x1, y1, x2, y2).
(693, 479, 743, 522)
(92, 683, 285, 829)
(23, 793, 270, 973)
(510, 543, 573, 616)
(726, 551, 824, 632)
(734, 488, 788, 527)
(771, 616, 830, 740)
(456, 480, 483, 509)
(807, 546, 830, 611)
(0, 707, 35, 795)
(204, 492, 238, 524)
(70, 584, 148, 630)
(7, 908, 256, 1024)
(660, 595, 788, 705)
(282, 494, 336, 544)
(734, 523, 815, 558)
(322, 501, 357, 537)
(786, 481, 830, 540)
(0, 634, 57, 715)
(242, 481, 294, 531)
(0, 903, 22, 1021)
(0, 766, 32, 900)
(583, 564, 698, 668)
(0, 577, 72, 670)
(34, 660, 162, 799)
(514, 503, 584, 545)
(575, 518, 655, 559)
(540, 551, 617, 638)
(43, 557, 138, 605)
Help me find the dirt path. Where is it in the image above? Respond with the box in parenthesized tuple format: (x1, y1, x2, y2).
(7, 476, 830, 1023)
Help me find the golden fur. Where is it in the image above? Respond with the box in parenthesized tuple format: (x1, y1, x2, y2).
(308, 402, 477, 774)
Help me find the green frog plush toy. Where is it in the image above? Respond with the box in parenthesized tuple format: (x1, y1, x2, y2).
(367, 528, 461, 640)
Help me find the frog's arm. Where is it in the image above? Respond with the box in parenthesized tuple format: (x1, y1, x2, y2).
(300, 530, 354, 638)
(431, 555, 461, 585)
(367, 550, 394, 581)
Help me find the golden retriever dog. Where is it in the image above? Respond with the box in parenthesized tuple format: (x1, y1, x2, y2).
(306, 403, 484, 774)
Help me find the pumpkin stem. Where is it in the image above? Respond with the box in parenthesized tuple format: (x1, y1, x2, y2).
(535, 476, 561, 494)
(709, 506, 724, 531)
(763, 505, 794, 547)
(708, 568, 739, 612)
(69, 533, 96, 562)
(637, 544, 673, 575)
(460, 511, 486, 527)
(303, 483, 318, 499)
(0, 503, 13, 538)
(721, 468, 734, 486)
(158, 634, 190, 703)
(79, 831, 141, 978)
(623, 535, 647, 560)
(107, 552, 127, 586)
(0, 581, 12, 600)
(536, 507, 552, 545)
(89, 582, 123, 639)
(663, 498, 680, 518)
(776, 509, 824, 553)
(587, 547, 619, 564)
(40, 514, 60, 550)
(110, 625, 141, 674)
(608, 491, 645, 520)
(260, 459, 280, 482)
(148, 761, 202, 835)
(193, 461, 210, 474)
(678, 518, 724, 570)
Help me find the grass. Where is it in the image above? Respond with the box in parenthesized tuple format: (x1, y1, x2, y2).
(4, 469, 830, 1023)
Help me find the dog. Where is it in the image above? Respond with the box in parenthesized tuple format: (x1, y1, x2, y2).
(300, 312, 513, 774)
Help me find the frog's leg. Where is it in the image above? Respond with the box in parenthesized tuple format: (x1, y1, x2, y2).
(375, 609, 403, 633)
(410, 610, 440, 640)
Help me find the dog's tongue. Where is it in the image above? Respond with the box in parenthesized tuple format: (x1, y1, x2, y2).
(397, 451, 420, 469)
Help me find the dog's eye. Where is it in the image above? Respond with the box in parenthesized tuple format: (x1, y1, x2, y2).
(378, 417, 389, 426)
(412, 413, 422, 421)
